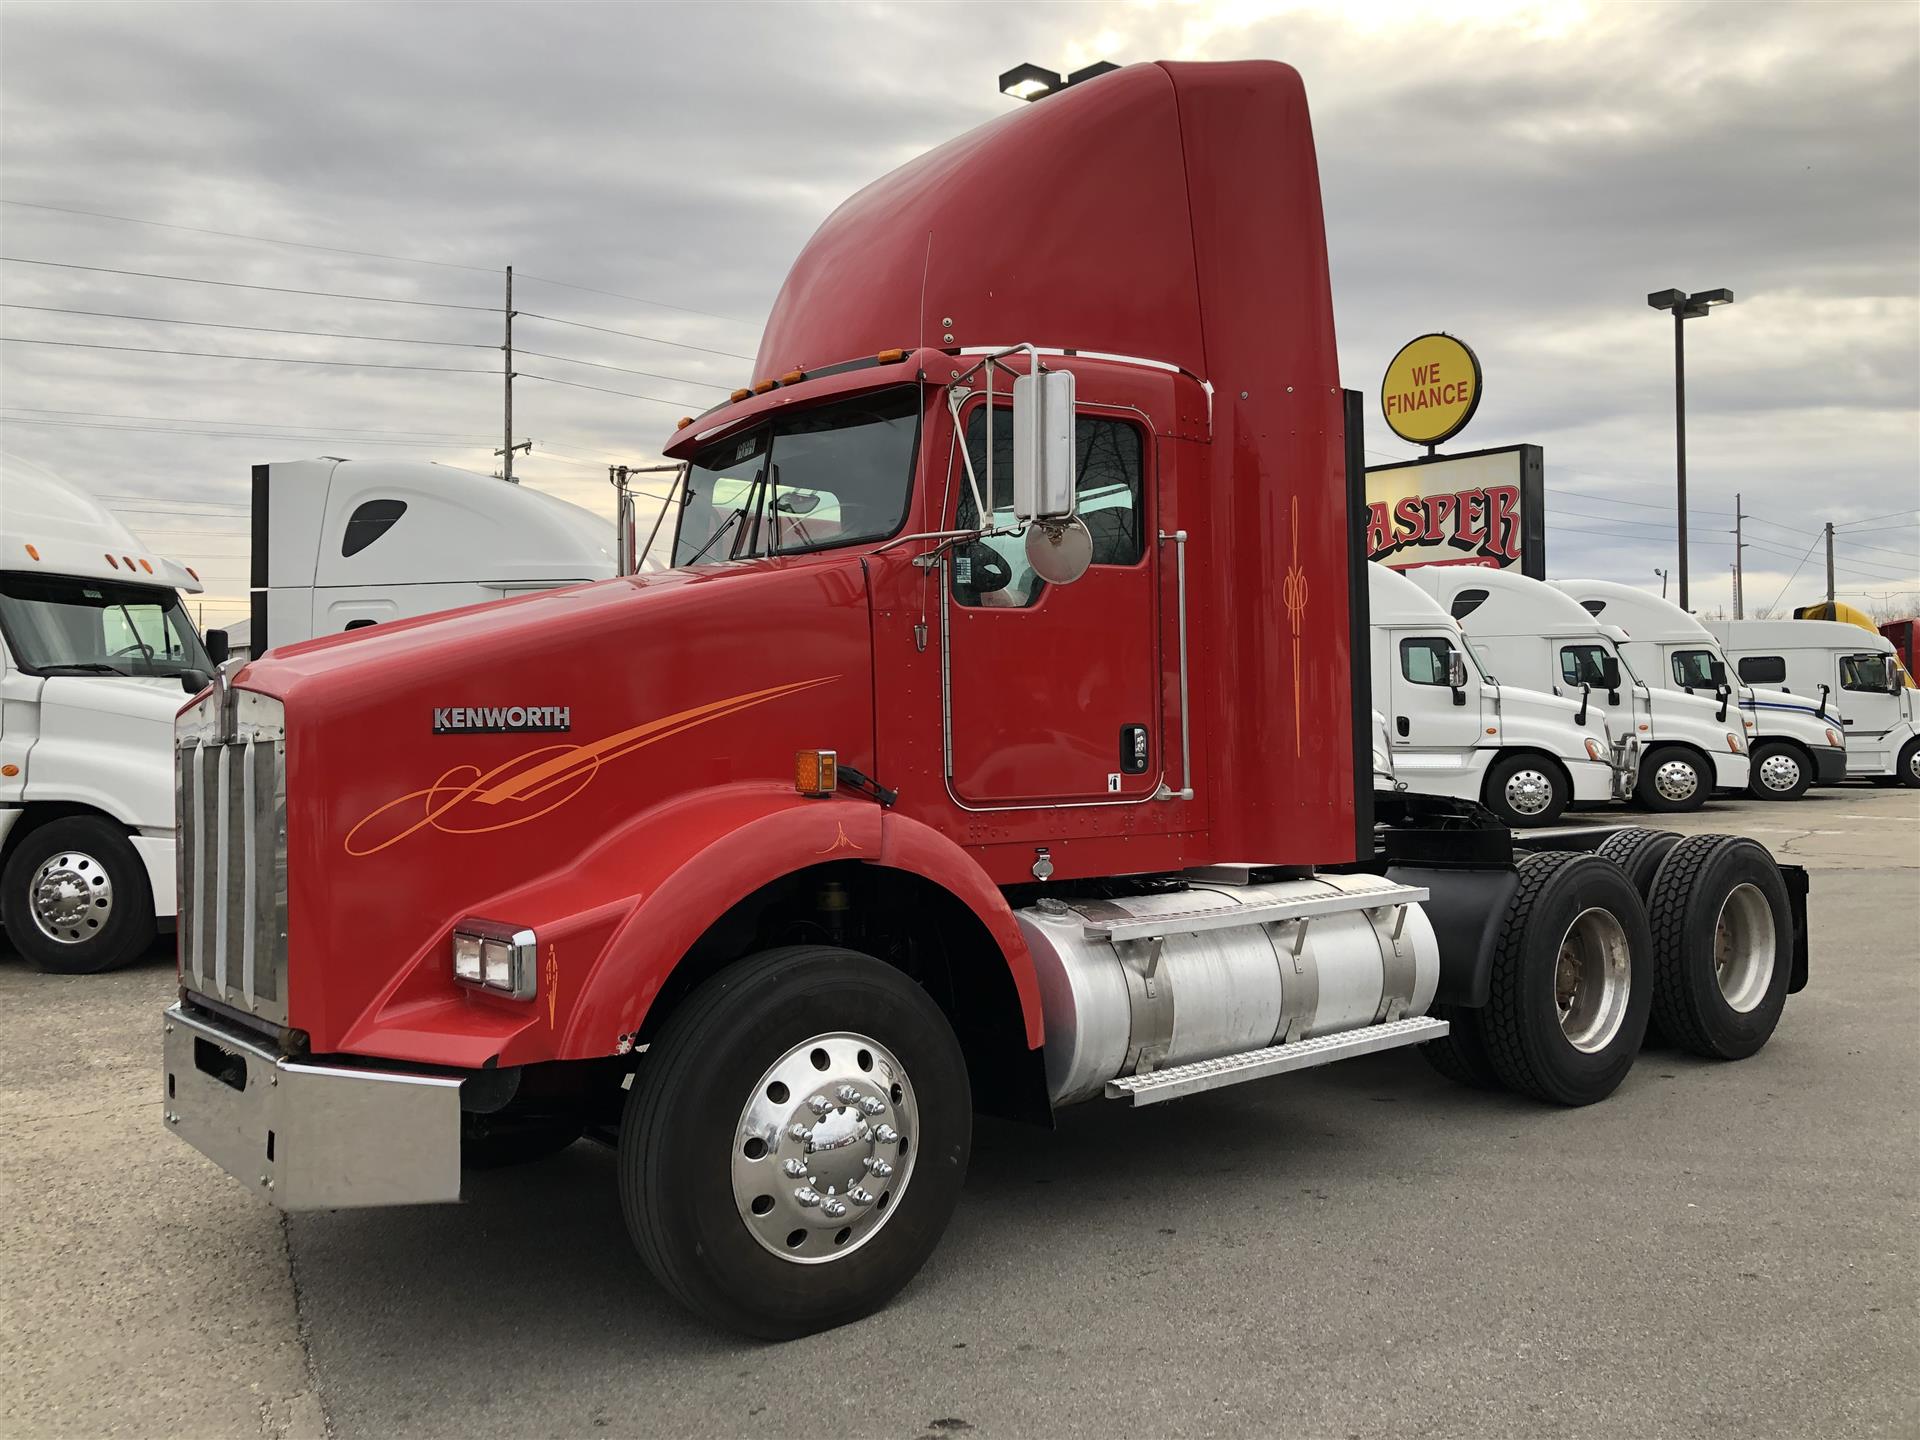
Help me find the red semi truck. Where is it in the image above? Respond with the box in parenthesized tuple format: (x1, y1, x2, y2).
(162, 61, 1809, 1338)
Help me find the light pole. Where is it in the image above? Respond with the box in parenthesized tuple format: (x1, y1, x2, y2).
(998, 60, 1119, 102)
(1654, 567, 1670, 600)
(1647, 286, 1734, 610)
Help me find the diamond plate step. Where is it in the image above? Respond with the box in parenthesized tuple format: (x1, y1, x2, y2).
(1104, 1015, 1451, 1106)
(1079, 876, 1428, 944)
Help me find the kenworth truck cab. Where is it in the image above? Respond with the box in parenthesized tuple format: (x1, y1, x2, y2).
(1409, 567, 1806, 807)
(1367, 563, 1615, 826)
(1, 459, 215, 972)
(161, 62, 1810, 1339)
(1553, 580, 1844, 802)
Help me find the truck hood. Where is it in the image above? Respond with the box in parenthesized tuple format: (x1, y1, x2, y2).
(1495, 682, 1613, 744)
(38, 672, 189, 730)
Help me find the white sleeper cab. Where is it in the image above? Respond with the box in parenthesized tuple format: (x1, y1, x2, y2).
(1705, 618, 1916, 787)
(0, 458, 218, 972)
(1367, 563, 1616, 826)
(1552, 580, 1841, 802)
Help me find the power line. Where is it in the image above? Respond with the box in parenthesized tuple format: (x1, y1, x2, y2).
(1832, 534, 1920, 563)
(98, 492, 248, 510)
(1547, 485, 1733, 517)
(2, 197, 752, 328)
(518, 310, 754, 362)
(1763, 536, 1824, 616)
(1, 302, 492, 349)
(1834, 509, 1919, 529)
(514, 347, 726, 392)
(0, 336, 494, 374)
(518, 370, 704, 411)
(0, 255, 499, 311)
(4, 416, 488, 446)
(23, 410, 489, 440)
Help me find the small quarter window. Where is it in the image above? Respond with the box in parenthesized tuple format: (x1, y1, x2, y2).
(1449, 589, 1489, 620)
(1738, 655, 1786, 685)
(342, 499, 407, 558)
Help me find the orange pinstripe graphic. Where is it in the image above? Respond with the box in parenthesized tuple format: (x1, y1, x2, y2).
(1281, 496, 1309, 757)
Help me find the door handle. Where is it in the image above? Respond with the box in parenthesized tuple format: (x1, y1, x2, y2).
(1396, 716, 1409, 737)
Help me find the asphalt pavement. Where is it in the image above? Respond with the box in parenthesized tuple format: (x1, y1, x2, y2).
(3, 784, 1915, 1439)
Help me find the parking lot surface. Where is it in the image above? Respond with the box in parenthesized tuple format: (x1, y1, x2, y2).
(3, 786, 1915, 1439)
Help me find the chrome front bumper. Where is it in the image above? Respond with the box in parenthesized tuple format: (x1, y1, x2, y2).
(162, 1003, 462, 1210)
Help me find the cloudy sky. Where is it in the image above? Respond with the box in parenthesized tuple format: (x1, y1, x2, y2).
(2, 0, 1915, 631)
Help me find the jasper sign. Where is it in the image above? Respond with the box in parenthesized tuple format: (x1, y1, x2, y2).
(1364, 445, 1545, 579)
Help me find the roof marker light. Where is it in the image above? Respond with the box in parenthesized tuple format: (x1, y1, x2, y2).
(752, 379, 777, 394)
(781, 370, 806, 385)
(139, 558, 153, 573)
(104, 553, 119, 569)
(730, 388, 751, 403)
(677, 416, 693, 429)
(185, 566, 199, 580)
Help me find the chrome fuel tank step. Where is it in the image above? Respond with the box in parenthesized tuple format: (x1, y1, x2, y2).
(1105, 1015, 1451, 1105)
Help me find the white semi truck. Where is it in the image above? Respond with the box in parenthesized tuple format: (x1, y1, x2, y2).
(1368, 563, 1616, 827)
(1409, 568, 1821, 806)
(247, 458, 621, 654)
(1705, 618, 1917, 786)
(0, 459, 216, 972)
(1552, 581, 1844, 802)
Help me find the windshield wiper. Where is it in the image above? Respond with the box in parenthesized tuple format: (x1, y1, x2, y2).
(684, 507, 747, 566)
(35, 662, 125, 675)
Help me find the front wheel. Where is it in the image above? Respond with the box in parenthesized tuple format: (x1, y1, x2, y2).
(1482, 754, 1569, 828)
(0, 816, 157, 974)
(619, 946, 970, 1339)
(1634, 746, 1710, 813)
(1898, 739, 1920, 789)
(1748, 742, 1811, 801)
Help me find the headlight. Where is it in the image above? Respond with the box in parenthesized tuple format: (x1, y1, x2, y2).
(451, 920, 538, 1000)
(1584, 737, 1605, 761)
(1826, 728, 1841, 747)
(1726, 733, 1743, 753)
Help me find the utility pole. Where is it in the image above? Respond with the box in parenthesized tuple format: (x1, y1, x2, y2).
(1825, 521, 1836, 605)
(1732, 491, 1744, 618)
(494, 265, 530, 484)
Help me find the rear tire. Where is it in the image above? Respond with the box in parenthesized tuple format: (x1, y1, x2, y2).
(1419, 1004, 1502, 1090)
(619, 946, 970, 1339)
(1634, 746, 1711, 813)
(0, 816, 157, 974)
(1479, 852, 1652, 1105)
(1481, 754, 1569, 828)
(1595, 827, 1681, 898)
(1646, 835, 1792, 1061)
(1747, 742, 1812, 801)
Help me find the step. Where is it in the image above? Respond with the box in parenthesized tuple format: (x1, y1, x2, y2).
(1080, 876, 1428, 944)
(1104, 1015, 1451, 1106)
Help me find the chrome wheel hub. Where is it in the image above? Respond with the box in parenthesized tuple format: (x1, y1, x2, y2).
(1908, 749, 1919, 782)
(1712, 882, 1775, 1013)
(29, 851, 113, 944)
(1757, 753, 1802, 792)
(1654, 759, 1699, 802)
(1554, 906, 1631, 1053)
(731, 1031, 916, 1265)
(1504, 768, 1555, 817)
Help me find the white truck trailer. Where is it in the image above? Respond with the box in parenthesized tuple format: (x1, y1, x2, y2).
(1369, 563, 1615, 827)
(246, 458, 621, 654)
(0, 459, 217, 972)
(1410, 568, 1822, 805)
(1705, 618, 1917, 786)
(1553, 581, 1842, 802)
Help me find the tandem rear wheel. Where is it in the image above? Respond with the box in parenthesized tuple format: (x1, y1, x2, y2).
(1645, 835, 1792, 1061)
(618, 946, 971, 1339)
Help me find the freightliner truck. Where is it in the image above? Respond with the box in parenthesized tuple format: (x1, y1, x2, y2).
(161, 62, 1810, 1339)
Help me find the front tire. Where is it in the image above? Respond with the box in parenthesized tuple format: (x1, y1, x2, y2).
(1634, 745, 1710, 813)
(1898, 739, 1920, 789)
(0, 816, 157, 974)
(1748, 742, 1811, 801)
(1646, 835, 1792, 1061)
(1482, 754, 1569, 828)
(1479, 852, 1653, 1105)
(619, 946, 970, 1339)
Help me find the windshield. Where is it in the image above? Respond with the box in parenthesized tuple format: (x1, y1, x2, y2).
(672, 385, 919, 566)
(1671, 647, 1721, 690)
(0, 573, 212, 678)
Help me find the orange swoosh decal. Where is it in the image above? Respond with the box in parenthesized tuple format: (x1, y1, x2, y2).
(344, 675, 839, 857)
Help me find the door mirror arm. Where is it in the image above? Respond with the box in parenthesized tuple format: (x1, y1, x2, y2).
(1575, 683, 1591, 727)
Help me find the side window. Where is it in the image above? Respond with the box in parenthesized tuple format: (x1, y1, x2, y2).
(1400, 636, 1456, 685)
(1671, 648, 1719, 689)
(1738, 655, 1786, 685)
(1839, 654, 1890, 692)
(951, 406, 1144, 608)
(342, 499, 407, 558)
(1560, 644, 1607, 687)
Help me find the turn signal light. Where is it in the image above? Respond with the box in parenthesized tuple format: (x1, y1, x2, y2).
(451, 921, 538, 1000)
(876, 348, 907, 363)
(795, 749, 838, 798)
(1726, 733, 1743, 753)
(23, 544, 38, 561)
(1584, 737, 1605, 761)
(1826, 728, 1840, 747)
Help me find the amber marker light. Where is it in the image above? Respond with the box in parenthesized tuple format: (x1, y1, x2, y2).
(23, 544, 38, 561)
(104, 553, 119, 568)
(781, 370, 806, 385)
(752, 378, 777, 394)
(876, 348, 907, 363)
(795, 749, 838, 798)
(1, 764, 18, 777)
(730, 388, 752, 403)
(677, 416, 693, 429)
(139, 558, 153, 573)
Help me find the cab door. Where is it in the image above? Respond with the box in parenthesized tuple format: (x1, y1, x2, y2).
(941, 395, 1161, 807)
(1835, 651, 1900, 738)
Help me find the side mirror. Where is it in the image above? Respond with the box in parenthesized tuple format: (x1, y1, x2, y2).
(1011, 368, 1076, 522)
(1890, 669, 1906, 695)
(1817, 682, 1831, 719)
(204, 628, 230, 665)
(1709, 657, 1729, 687)
(1447, 651, 1468, 689)
(1600, 655, 1622, 691)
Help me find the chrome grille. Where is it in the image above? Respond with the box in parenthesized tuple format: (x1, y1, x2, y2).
(176, 686, 288, 1025)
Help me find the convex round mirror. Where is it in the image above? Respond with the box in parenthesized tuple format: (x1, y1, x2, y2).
(1025, 516, 1093, 586)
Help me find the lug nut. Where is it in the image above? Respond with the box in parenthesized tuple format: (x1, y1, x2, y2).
(859, 1097, 886, 1116)
(872, 1124, 901, 1145)
(848, 1186, 875, 1206)
(836, 1085, 861, 1103)
(807, 1095, 834, 1116)
(865, 1157, 893, 1177)
(787, 1123, 810, 1142)
(782, 1158, 808, 1178)
(794, 1188, 822, 1208)
(821, 1198, 848, 1218)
